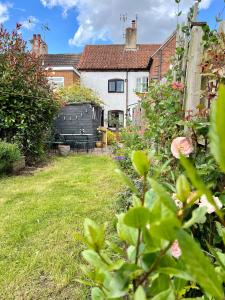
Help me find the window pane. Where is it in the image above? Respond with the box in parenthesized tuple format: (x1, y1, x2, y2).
(116, 80, 124, 92)
(108, 110, 124, 128)
(108, 81, 116, 92)
(142, 76, 148, 92)
(47, 77, 64, 90)
(136, 78, 141, 92)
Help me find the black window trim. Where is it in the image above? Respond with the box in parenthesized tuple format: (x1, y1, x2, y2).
(108, 79, 124, 93)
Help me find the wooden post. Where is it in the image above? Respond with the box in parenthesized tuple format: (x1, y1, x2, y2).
(185, 23, 204, 113)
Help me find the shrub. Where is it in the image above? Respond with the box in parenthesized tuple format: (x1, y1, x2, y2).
(107, 130, 117, 145)
(0, 25, 60, 162)
(0, 142, 21, 173)
(58, 84, 103, 106)
(81, 85, 225, 299)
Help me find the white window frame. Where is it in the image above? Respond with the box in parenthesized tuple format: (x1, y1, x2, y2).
(47, 77, 64, 90)
(136, 76, 148, 93)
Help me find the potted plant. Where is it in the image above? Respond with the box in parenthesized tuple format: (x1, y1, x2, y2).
(96, 141, 103, 148)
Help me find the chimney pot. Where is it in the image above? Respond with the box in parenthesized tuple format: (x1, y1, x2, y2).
(132, 20, 136, 29)
(31, 33, 48, 56)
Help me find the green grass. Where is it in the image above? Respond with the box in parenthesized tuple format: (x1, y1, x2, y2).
(0, 155, 123, 299)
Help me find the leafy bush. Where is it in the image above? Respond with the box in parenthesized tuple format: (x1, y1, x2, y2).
(58, 84, 103, 106)
(0, 25, 60, 162)
(107, 130, 117, 145)
(0, 142, 21, 173)
(81, 85, 225, 299)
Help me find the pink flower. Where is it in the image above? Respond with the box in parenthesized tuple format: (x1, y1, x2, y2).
(171, 240, 182, 258)
(171, 137, 193, 159)
(172, 82, 184, 91)
(196, 195, 223, 214)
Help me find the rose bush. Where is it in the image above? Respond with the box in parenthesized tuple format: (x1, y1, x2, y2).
(80, 85, 225, 299)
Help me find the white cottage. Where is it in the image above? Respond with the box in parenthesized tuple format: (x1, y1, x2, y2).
(78, 20, 161, 129)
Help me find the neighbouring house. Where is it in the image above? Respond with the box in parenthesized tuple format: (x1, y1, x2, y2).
(31, 34, 81, 89)
(149, 32, 176, 80)
(132, 32, 177, 128)
(78, 21, 176, 129)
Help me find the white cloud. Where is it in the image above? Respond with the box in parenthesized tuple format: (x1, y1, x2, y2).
(41, 0, 78, 16)
(0, 2, 12, 23)
(21, 16, 39, 30)
(40, 0, 214, 46)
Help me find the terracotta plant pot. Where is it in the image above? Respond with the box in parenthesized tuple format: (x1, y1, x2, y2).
(96, 141, 102, 148)
(58, 145, 70, 156)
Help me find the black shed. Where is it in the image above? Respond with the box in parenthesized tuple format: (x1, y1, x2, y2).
(53, 103, 103, 150)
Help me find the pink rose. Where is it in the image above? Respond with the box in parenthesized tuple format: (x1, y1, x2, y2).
(171, 240, 182, 258)
(171, 137, 193, 159)
(172, 82, 184, 91)
(196, 195, 223, 214)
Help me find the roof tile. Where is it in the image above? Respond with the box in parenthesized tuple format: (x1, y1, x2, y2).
(43, 54, 81, 68)
(78, 44, 161, 70)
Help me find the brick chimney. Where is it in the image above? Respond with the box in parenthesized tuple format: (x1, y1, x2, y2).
(125, 20, 137, 50)
(32, 34, 48, 56)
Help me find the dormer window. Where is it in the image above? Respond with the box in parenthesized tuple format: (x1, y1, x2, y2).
(108, 79, 124, 93)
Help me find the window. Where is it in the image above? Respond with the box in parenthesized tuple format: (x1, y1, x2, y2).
(136, 76, 148, 93)
(47, 77, 64, 90)
(108, 79, 124, 93)
(108, 110, 124, 128)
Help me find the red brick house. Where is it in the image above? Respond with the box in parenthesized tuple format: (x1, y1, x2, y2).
(149, 32, 176, 80)
(31, 34, 81, 88)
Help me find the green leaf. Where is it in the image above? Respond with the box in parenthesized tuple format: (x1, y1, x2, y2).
(117, 213, 138, 245)
(150, 214, 180, 241)
(216, 221, 225, 245)
(91, 287, 105, 300)
(158, 267, 193, 281)
(115, 169, 139, 195)
(209, 82, 225, 173)
(151, 288, 175, 300)
(82, 249, 108, 270)
(183, 207, 207, 229)
(107, 264, 138, 298)
(134, 286, 146, 300)
(131, 150, 150, 177)
(180, 156, 222, 218)
(177, 230, 224, 299)
(149, 274, 170, 296)
(124, 207, 150, 228)
(84, 218, 105, 251)
(176, 174, 190, 202)
(149, 179, 177, 212)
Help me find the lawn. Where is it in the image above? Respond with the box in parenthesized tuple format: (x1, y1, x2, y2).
(0, 155, 123, 299)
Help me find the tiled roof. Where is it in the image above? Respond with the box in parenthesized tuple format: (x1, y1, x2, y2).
(78, 44, 161, 70)
(43, 54, 81, 68)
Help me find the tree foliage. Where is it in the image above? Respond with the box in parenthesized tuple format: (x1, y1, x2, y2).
(58, 84, 103, 106)
(0, 25, 60, 161)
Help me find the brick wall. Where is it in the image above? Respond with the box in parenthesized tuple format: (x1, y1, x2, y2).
(150, 34, 176, 80)
(46, 70, 80, 87)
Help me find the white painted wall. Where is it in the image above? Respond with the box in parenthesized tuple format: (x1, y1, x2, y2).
(80, 71, 149, 126)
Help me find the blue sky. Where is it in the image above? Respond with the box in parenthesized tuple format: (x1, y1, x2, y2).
(0, 0, 224, 54)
